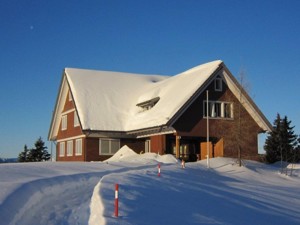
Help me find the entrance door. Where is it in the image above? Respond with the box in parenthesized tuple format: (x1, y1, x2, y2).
(200, 142, 213, 160)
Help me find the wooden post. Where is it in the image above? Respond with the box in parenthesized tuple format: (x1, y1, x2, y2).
(114, 184, 119, 217)
(158, 164, 161, 176)
(175, 133, 180, 158)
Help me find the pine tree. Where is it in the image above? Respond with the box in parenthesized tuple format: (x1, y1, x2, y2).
(280, 116, 297, 162)
(18, 145, 30, 162)
(32, 137, 50, 161)
(18, 137, 50, 162)
(264, 114, 297, 163)
(264, 114, 281, 163)
(294, 136, 300, 163)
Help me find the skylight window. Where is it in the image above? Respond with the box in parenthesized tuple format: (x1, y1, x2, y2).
(137, 97, 160, 112)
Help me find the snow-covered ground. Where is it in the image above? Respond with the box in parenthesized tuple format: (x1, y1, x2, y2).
(1, 147, 300, 225)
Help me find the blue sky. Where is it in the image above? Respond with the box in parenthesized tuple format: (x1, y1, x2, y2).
(1, 0, 299, 158)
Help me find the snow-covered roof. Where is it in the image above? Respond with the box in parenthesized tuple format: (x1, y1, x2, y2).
(48, 60, 272, 140)
(65, 60, 222, 132)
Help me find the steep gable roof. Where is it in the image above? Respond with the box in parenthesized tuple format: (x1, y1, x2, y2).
(48, 60, 272, 140)
(126, 60, 223, 131)
(66, 69, 167, 131)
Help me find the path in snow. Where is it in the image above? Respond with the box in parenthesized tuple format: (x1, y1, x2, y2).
(0, 162, 157, 225)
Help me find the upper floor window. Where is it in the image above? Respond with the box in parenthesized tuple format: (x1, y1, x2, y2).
(61, 115, 67, 131)
(74, 111, 79, 127)
(215, 77, 222, 92)
(68, 91, 72, 101)
(204, 101, 233, 119)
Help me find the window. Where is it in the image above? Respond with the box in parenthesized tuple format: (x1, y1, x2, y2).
(223, 103, 233, 118)
(61, 115, 67, 130)
(99, 139, 120, 155)
(204, 101, 233, 119)
(215, 77, 222, 91)
(59, 142, 65, 157)
(145, 140, 151, 153)
(74, 111, 79, 127)
(69, 91, 72, 101)
(67, 140, 73, 156)
(75, 139, 82, 156)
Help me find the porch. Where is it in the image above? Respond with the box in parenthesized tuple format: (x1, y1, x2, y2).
(149, 134, 224, 162)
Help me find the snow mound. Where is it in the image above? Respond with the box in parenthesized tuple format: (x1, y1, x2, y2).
(104, 145, 137, 162)
(105, 145, 178, 164)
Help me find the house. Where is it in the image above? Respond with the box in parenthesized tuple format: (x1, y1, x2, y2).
(48, 60, 272, 162)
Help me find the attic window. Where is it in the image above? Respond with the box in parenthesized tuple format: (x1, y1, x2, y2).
(215, 77, 222, 91)
(137, 97, 160, 112)
(68, 91, 72, 101)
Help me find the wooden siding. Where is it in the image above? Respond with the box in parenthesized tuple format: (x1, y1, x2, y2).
(121, 139, 146, 154)
(200, 142, 213, 160)
(56, 137, 85, 161)
(150, 135, 166, 154)
(173, 78, 261, 159)
(57, 94, 83, 140)
(56, 92, 85, 161)
(214, 138, 224, 158)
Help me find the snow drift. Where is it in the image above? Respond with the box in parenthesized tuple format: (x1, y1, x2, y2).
(0, 157, 300, 225)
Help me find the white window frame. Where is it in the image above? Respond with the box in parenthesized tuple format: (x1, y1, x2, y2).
(74, 111, 79, 127)
(99, 139, 120, 155)
(145, 140, 151, 153)
(61, 115, 67, 131)
(215, 77, 223, 91)
(204, 101, 233, 119)
(59, 142, 65, 157)
(67, 140, 73, 156)
(75, 139, 82, 156)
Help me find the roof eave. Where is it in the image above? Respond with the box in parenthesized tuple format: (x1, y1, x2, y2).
(167, 63, 224, 127)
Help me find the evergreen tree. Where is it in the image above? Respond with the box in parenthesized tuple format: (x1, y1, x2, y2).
(32, 137, 50, 161)
(292, 135, 300, 163)
(264, 114, 297, 163)
(280, 116, 297, 162)
(18, 145, 30, 162)
(265, 114, 281, 163)
(18, 137, 50, 162)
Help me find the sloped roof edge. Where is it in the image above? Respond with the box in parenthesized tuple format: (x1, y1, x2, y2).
(222, 64, 272, 132)
(48, 70, 68, 141)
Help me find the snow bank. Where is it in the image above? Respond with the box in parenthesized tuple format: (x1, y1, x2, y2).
(2, 158, 300, 225)
(104, 145, 138, 162)
(105, 145, 179, 164)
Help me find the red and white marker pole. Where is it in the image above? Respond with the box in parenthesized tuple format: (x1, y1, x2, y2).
(181, 159, 185, 169)
(114, 184, 119, 217)
(158, 164, 161, 177)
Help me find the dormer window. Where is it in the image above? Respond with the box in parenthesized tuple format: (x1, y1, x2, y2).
(137, 97, 160, 112)
(215, 76, 222, 91)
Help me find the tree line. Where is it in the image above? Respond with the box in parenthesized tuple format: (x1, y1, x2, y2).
(18, 137, 51, 162)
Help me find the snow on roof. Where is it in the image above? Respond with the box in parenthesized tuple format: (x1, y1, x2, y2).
(65, 69, 168, 131)
(65, 60, 222, 132)
(126, 60, 222, 130)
